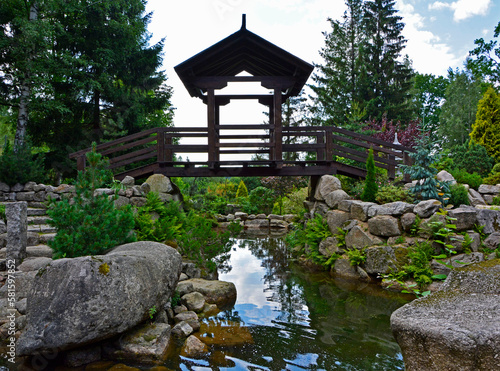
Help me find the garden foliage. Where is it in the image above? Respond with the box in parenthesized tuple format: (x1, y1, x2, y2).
(360, 148, 378, 202)
(0, 138, 46, 186)
(470, 87, 500, 161)
(450, 140, 494, 177)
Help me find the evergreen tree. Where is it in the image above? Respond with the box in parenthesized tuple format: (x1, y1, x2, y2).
(310, 0, 365, 128)
(439, 69, 483, 150)
(361, 0, 415, 122)
(236, 180, 249, 199)
(470, 86, 500, 161)
(360, 148, 378, 202)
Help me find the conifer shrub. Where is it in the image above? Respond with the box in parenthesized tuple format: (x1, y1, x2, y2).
(235, 180, 249, 199)
(450, 169, 483, 190)
(0, 139, 46, 186)
(451, 141, 494, 177)
(375, 184, 414, 204)
(361, 148, 378, 202)
(47, 144, 135, 258)
(470, 87, 500, 161)
(448, 184, 470, 207)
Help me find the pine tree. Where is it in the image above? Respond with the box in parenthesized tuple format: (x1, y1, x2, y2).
(470, 86, 500, 161)
(361, 0, 415, 122)
(236, 180, 249, 199)
(361, 148, 378, 202)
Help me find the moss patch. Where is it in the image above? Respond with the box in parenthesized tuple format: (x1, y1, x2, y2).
(99, 262, 110, 275)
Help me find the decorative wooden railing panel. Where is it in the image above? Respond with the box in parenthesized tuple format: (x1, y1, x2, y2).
(69, 125, 414, 180)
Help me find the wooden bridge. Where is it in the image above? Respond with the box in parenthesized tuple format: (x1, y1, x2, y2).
(69, 124, 414, 181)
(69, 16, 414, 181)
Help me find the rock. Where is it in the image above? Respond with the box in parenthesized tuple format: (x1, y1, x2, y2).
(0, 182, 9, 192)
(484, 232, 500, 250)
(332, 258, 360, 280)
(364, 246, 397, 275)
(179, 273, 189, 281)
(270, 219, 289, 229)
(181, 292, 205, 313)
(121, 176, 135, 187)
(17, 241, 182, 356)
(367, 202, 414, 218)
(436, 170, 456, 185)
(476, 208, 500, 234)
(174, 311, 201, 332)
(314, 175, 342, 201)
(430, 259, 451, 276)
(312, 202, 329, 218)
(15, 298, 27, 315)
(173, 304, 188, 314)
(0, 271, 36, 301)
(447, 252, 484, 268)
(145, 174, 174, 194)
(468, 188, 487, 206)
(268, 214, 283, 221)
(349, 201, 376, 222)
(318, 237, 340, 257)
(18, 257, 52, 272)
(182, 262, 201, 279)
(326, 210, 350, 234)
(400, 212, 417, 232)
(413, 199, 442, 218)
(64, 345, 102, 367)
(26, 245, 53, 258)
(466, 231, 481, 252)
(200, 303, 219, 318)
(172, 321, 193, 338)
(391, 260, 500, 371)
(130, 197, 147, 207)
(338, 200, 355, 212)
(176, 279, 236, 310)
(283, 214, 296, 223)
(181, 335, 208, 358)
(324, 190, 351, 209)
(478, 184, 500, 194)
(447, 208, 478, 231)
(234, 212, 248, 221)
(114, 196, 130, 209)
(6, 201, 28, 266)
(368, 215, 401, 237)
(109, 323, 171, 363)
(245, 219, 269, 228)
(345, 225, 383, 250)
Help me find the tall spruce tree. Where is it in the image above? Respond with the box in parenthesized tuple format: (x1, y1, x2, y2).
(310, 0, 365, 128)
(361, 0, 414, 122)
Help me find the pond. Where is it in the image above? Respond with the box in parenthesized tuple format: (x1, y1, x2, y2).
(165, 233, 410, 370)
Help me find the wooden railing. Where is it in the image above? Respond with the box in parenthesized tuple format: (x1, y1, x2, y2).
(69, 125, 414, 179)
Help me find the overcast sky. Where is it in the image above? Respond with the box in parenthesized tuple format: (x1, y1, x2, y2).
(143, 0, 498, 159)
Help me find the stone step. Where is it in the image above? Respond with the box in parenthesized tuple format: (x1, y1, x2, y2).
(39, 233, 56, 244)
(26, 245, 53, 259)
(27, 208, 48, 216)
(28, 225, 57, 234)
(28, 216, 51, 225)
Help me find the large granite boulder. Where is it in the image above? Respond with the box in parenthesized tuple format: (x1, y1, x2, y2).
(176, 278, 236, 310)
(364, 246, 397, 275)
(17, 241, 182, 356)
(326, 210, 350, 234)
(367, 202, 414, 218)
(314, 175, 342, 201)
(368, 215, 401, 237)
(476, 208, 500, 234)
(391, 260, 500, 371)
(413, 199, 442, 218)
(345, 225, 383, 250)
(324, 190, 350, 209)
(447, 207, 478, 231)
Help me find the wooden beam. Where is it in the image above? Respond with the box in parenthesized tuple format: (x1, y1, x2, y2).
(207, 88, 216, 162)
(273, 87, 283, 165)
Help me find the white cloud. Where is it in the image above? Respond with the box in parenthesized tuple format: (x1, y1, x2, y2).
(428, 0, 492, 22)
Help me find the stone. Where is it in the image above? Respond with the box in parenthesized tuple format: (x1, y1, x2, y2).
(172, 321, 193, 338)
(345, 225, 383, 250)
(0, 220, 5, 234)
(18, 257, 52, 272)
(234, 212, 248, 221)
(476, 208, 500, 234)
(430, 259, 451, 276)
(391, 260, 500, 371)
(181, 292, 205, 313)
(11, 183, 24, 192)
(121, 176, 135, 187)
(466, 231, 481, 252)
(269, 219, 288, 229)
(0, 182, 9, 192)
(6, 201, 28, 266)
(364, 246, 397, 275)
(314, 175, 342, 201)
(181, 335, 208, 358)
(182, 262, 201, 279)
(468, 188, 487, 206)
(350, 201, 376, 222)
(400, 212, 417, 232)
(130, 197, 147, 207)
(324, 189, 351, 209)
(318, 237, 340, 257)
(332, 258, 360, 280)
(196, 319, 254, 347)
(26, 245, 53, 258)
(484, 232, 500, 250)
(436, 170, 456, 185)
(478, 184, 500, 194)
(245, 219, 269, 229)
(368, 215, 401, 237)
(312, 202, 329, 218)
(16, 298, 27, 315)
(413, 199, 442, 218)
(268, 214, 283, 220)
(17, 241, 182, 356)
(173, 304, 188, 314)
(179, 273, 189, 281)
(338, 200, 354, 212)
(283, 214, 296, 223)
(367, 202, 414, 218)
(16, 192, 35, 201)
(200, 303, 219, 318)
(326, 210, 350, 234)
(447, 208, 478, 231)
(64, 345, 101, 367)
(109, 323, 171, 363)
(176, 278, 236, 310)
(0, 271, 36, 301)
(114, 196, 130, 209)
(140, 182, 151, 195)
(145, 174, 174, 194)
(174, 311, 201, 332)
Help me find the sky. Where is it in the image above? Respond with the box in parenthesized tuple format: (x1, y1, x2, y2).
(143, 0, 499, 159)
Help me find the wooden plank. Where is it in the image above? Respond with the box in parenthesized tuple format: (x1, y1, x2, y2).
(215, 124, 274, 130)
(218, 149, 270, 154)
(219, 135, 269, 139)
(331, 133, 400, 156)
(216, 142, 274, 148)
(331, 126, 414, 152)
(109, 152, 157, 170)
(100, 135, 157, 157)
(273, 87, 282, 163)
(164, 145, 209, 152)
(109, 147, 156, 164)
(331, 144, 399, 166)
(332, 150, 390, 171)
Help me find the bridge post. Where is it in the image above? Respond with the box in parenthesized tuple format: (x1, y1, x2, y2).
(325, 128, 333, 161)
(207, 88, 216, 166)
(77, 155, 86, 171)
(273, 87, 283, 167)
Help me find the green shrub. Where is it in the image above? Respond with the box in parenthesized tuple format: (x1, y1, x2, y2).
(47, 144, 136, 258)
(361, 148, 378, 202)
(375, 184, 414, 204)
(241, 186, 276, 215)
(235, 180, 248, 199)
(451, 141, 495, 177)
(134, 193, 184, 244)
(448, 184, 470, 207)
(483, 172, 500, 185)
(281, 187, 308, 216)
(492, 163, 500, 174)
(395, 241, 434, 287)
(0, 139, 46, 186)
(492, 195, 500, 206)
(450, 169, 483, 190)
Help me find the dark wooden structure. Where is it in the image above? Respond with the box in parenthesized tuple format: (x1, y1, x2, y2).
(70, 15, 414, 179)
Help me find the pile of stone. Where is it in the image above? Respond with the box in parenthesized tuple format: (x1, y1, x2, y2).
(217, 212, 296, 230)
(307, 175, 500, 284)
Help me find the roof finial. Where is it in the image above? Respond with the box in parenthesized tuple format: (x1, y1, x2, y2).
(241, 14, 246, 30)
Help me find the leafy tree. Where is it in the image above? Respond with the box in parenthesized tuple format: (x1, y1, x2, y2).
(470, 86, 500, 161)
(47, 143, 135, 258)
(360, 148, 378, 202)
(439, 69, 483, 150)
(361, 0, 415, 122)
(364, 116, 420, 148)
(467, 21, 500, 85)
